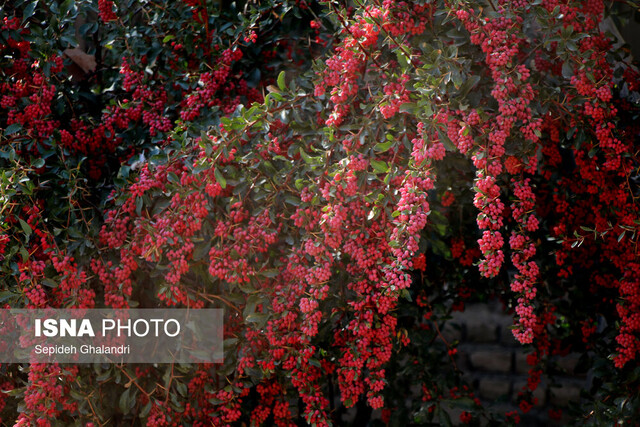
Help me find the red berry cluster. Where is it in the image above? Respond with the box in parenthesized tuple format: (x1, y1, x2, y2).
(98, 0, 117, 23)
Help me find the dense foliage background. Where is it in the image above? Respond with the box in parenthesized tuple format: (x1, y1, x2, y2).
(1, 0, 640, 425)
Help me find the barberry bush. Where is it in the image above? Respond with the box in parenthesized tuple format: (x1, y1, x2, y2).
(1, 0, 640, 425)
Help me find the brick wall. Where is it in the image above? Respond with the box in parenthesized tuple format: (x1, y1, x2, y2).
(444, 299, 588, 425)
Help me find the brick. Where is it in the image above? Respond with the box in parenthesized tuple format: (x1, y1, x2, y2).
(456, 350, 472, 372)
(451, 301, 515, 345)
(370, 409, 382, 421)
(478, 378, 510, 400)
(554, 354, 582, 375)
(442, 407, 464, 425)
(549, 385, 581, 406)
(409, 383, 422, 399)
(489, 403, 521, 418)
(515, 350, 532, 374)
(339, 406, 357, 424)
(441, 321, 463, 342)
(450, 304, 491, 325)
(469, 350, 513, 373)
(500, 324, 519, 346)
(466, 322, 498, 343)
(513, 381, 547, 407)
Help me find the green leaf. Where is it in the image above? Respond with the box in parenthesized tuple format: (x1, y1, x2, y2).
(374, 139, 394, 152)
(0, 291, 17, 303)
(119, 388, 132, 414)
(437, 406, 453, 427)
(19, 219, 32, 238)
(370, 160, 389, 173)
(96, 369, 113, 382)
(562, 61, 573, 79)
(42, 278, 59, 288)
(299, 148, 321, 165)
(19, 246, 29, 262)
(277, 71, 286, 91)
(437, 129, 456, 151)
(4, 124, 22, 136)
(446, 397, 476, 410)
(243, 295, 260, 318)
(118, 165, 130, 179)
(214, 168, 226, 189)
(399, 103, 416, 114)
(167, 172, 179, 184)
(245, 312, 268, 325)
(150, 153, 168, 165)
(60, 0, 74, 15)
(175, 381, 187, 397)
(32, 158, 45, 168)
(140, 402, 152, 418)
(459, 75, 480, 96)
(135, 196, 143, 216)
(395, 50, 409, 68)
(261, 269, 279, 278)
(22, 1, 39, 23)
